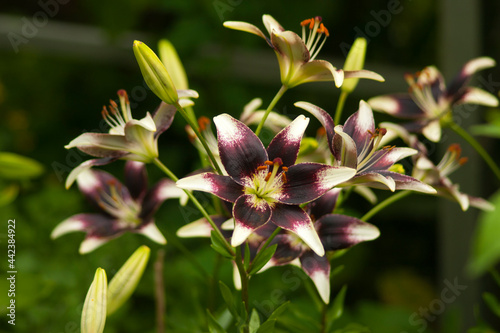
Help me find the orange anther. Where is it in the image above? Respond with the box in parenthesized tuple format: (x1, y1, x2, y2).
(109, 99, 118, 109)
(317, 127, 326, 136)
(264, 160, 274, 165)
(448, 144, 461, 156)
(301, 18, 313, 27)
(282, 166, 289, 172)
(281, 173, 288, 183)
(198, 116, 211, 131)
(265, 172, 272, 182)
(257, 165, 268, 171)
(459, 157, 468, 165)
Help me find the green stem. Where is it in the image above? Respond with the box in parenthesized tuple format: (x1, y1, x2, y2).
(333, 91, 349, 125)
(449, 121, 500, 182)
(154, 249, 166, 333)
(320, 301, 328, 333)
(153, 158, 234, 257)
(175, 102, 223, 175)
(235, 247, 249, 327)
(361, 190, 412, 222)
(255, 85, 288, 136)
(247, 227, 281, 274)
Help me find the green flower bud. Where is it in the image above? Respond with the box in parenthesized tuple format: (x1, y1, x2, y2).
(81, 268, 107, 333)
(133, 40, 178, 104)
(158, 39, 189, 90)
(341, 38, 367, 94)
(107, 246, 151, 315)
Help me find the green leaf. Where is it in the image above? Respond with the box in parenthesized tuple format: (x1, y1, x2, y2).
(207, 310, 226, 333)
(249, 244, 277, 275)
(219, 281, 238, 319)
(256, 319, 275, 333)
(483, 292, 500, 317)
(0, 184, 19, 206)
(249, 309, 261, 333)
(468, 190, 500, 277)
(0, 152, 44, 180)
(244, 242, 251, 270)
(210, 230, 234, 259)
(328, 285, 347, 324)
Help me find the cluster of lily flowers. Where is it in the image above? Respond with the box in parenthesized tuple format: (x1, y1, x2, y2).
(52, 15, 498, 305)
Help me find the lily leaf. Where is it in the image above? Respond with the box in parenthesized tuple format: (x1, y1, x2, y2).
(249, 244, 277, 275)
(0, 184, 19, 206)
(483, 292, 500, 317)
(256, 301, 289, 333)
(468, 189, 500, 277)
(249, 309, 261, 333)
(328, 285, 347, 327)
(210, 230, 234, 259)
(207, 310, 226, 333)
(219, 281, 239, 319)
(0, 152, 44, 180)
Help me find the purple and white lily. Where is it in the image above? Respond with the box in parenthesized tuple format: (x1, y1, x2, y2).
(368, 57, 498, 142)
(64, 90, 196, 188)
(52, 161, 186, 253)
(176, 114, 357, 256)
(223, 15, 384, 89)
(262, 189, 380, 303)
(296, 100, 436, 193)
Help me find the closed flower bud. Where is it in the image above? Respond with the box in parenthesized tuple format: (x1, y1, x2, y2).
(81, 268, 107, 333)
(341, 38, 367, 94)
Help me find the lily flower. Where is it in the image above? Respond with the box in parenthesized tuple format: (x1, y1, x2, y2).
(296, 101, 436, 193)
(223, 15, 384, 89)
(64, 90, 190, 188)
(51, 161, 186, 253)
(368, 57, 499, 142)
(176, 114, 357, 256)
(263, 189, 380, 303)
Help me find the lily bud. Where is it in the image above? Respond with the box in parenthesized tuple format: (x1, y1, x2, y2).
(158, 39, 189, 90)
(341, 38, 367, 94)
(107, 246, 151, 315)
(133, 40, 178, 104)
(81, 268, 107, 333)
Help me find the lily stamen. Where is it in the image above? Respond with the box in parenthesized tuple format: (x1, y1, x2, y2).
(300, 16, 329, 61)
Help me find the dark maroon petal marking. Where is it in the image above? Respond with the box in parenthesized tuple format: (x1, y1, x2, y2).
(342, 102, 375, 157)
(267, 234, 305, 265)
(214, 114, 267, 184)
(307, 188, 341, 221)
(124, 161, 148, 201)
(279, 164, 353, 204)
(140, 179, 177, 221)
(153, 102, 176, 138)
(232, 195, 272, 245)
(267, 115, 309, 167)
(176, 172, 244, 203)
(77, 213, 128, 238)
(316, 214, 379, 251)
(295, 102, 335, 155)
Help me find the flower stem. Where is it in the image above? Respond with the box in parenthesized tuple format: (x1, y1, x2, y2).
(333, 91, 349, 125)
(449, 121, 500, 182)
(361, 190, 412, 221)
(154, 249, 166, 333)
(153, 158, 234, 257)
(255, 85, 288, 136)
(175, 102, 223, 175)
(320, 301, 328, 333)
(235, 246, 249, 327)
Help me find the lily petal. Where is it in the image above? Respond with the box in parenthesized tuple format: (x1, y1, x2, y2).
(136, 222, 166, 244)
(332, 126, 358, 169)
(317, 214, 380, 251)
(292, 60, 344, 88)
(153, 102, 176, 138)
(271, 30, 310, 86)
(368, 94, 425, 119)
(65, 133, 130, 158)
(223, 21, 269, 43)
(270, 204, 324, 256)
(307, 188, 342, 220)
(176, 173, 243, 203)
(65, 157, 118, 189)
(367, 147, 417, 171)
(279, 163, 356, 204)
(141, 178, 186, 220)
(267, 115, 309, 167)
(422, 119, 442, 142)
(232, 195, 272, 246)
(344, 69, 385, 82)
(262, 14, 285, 35)
(267, 234, 305, 266)
(454, 87, 499, 107)
(343, 101, 375, 156)
(214, 114, 267, 183)
(177, 216, 230, 238)
(446, 57, 496, 98)
(299, 250, 331, 303)
(294, 101, 335, 153)
(124, 161, 148, 201)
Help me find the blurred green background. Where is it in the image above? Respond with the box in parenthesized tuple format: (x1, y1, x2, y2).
(1, 0, 500, 332)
